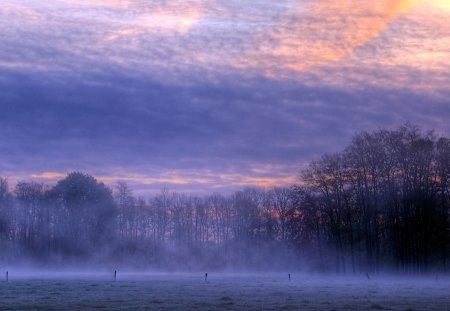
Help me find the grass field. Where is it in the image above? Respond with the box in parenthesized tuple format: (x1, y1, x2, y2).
(0, 272, 448, 310)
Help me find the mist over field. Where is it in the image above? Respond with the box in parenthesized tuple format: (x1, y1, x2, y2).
(1, 272, 449, 310)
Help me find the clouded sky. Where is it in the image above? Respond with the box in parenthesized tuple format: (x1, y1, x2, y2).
(1, 0, 449, 196)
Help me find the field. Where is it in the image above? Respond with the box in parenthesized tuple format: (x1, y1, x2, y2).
(0, 272, 449, 310)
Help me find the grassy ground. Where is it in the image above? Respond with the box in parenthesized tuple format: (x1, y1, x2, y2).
(0, 273, 449, 310)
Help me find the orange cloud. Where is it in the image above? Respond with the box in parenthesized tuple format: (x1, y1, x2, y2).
(26, 167, 299, 192)
(236, 176, 298, 188)
(238, 0, 421, 73)
(31, 172, 66, 180)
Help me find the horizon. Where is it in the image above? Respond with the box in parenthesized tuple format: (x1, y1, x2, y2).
(0, 122, 445, 199)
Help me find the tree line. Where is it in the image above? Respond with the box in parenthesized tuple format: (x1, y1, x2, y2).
(0, 124, 449, 273)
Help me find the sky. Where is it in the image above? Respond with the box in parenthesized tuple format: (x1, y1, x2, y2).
(1, 0, 449, 196)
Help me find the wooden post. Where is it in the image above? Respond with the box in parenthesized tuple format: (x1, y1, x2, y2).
(114, 270, 117, 282)
(6, 271, 8, 282)
(288, 273, 291, 281)
(205, 273, 208, 282)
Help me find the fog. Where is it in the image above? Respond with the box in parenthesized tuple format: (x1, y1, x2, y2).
(1, 271, 449, 310)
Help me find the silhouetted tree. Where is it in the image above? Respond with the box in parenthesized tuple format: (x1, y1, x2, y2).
(50, 172, 115, 258)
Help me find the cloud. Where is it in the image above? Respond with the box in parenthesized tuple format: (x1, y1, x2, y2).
(0, 0, 208, 76)
(428, 0, 450, 10)
(0, 0, 449, 194)
(28, 169, 299, 196)
(235, 0, 419, 71)
(232, 0, 450, 95)
(1, 63, 449, 194)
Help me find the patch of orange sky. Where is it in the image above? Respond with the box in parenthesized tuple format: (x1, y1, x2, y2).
(92, 0, 450, 79)
(238, 0, 420, 72)
(28, 170, 298, 191)
(238, 0, 450, 74)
